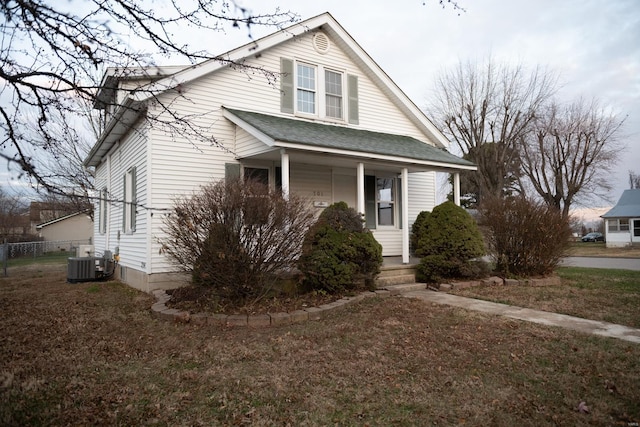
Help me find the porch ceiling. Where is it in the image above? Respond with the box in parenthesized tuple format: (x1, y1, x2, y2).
(223, 108, 476, 173)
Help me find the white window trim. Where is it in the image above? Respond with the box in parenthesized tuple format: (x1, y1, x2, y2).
(608, 218, 630, 233)
(376, 176, 397, 228)
(294, 60, 347, 122)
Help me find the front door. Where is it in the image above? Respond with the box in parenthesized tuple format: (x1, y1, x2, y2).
(633, 219, 640, 244)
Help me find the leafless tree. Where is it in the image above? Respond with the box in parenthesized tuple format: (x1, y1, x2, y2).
(630, 171, 640, 189)
(519, 98, 625, 218)
(0, 187, 29, 239)
(0, 0, 298, 198)
(429, 57, 558, 203)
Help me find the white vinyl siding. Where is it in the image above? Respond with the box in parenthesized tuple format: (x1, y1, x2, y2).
(407, 172, 437, 226)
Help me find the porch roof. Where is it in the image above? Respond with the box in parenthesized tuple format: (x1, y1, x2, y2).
(223, 108, 476, 170)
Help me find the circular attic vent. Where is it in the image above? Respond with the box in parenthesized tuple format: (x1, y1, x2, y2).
(312, 32, 330, 54)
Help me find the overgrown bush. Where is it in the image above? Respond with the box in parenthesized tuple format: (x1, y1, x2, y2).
(161, 178, 315, 303)
(479, 195, 572, 277)
(298, 202, 382, 294)
(415, 201, 487, 283)
(410, 210, 431, 255)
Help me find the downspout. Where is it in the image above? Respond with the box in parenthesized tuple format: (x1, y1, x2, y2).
(401, 168, 409, 264)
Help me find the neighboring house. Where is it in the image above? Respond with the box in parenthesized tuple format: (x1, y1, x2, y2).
(36, 211, 93, 243)
(601, 189, 640, 247)
(84, 12, 476, 292)
(29, 201, 83, 235)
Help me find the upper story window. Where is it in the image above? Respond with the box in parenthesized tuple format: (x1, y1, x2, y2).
(297, 63, 316, 114)
(325, 70, 343, 119)
(281, 58, 357, 123)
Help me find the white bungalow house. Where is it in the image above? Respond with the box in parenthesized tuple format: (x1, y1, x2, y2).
(84, 12, 475, 292)
(601, 189, 640, 247)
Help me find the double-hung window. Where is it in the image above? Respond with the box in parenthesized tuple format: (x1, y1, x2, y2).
(123, 167, 137, 233)
(297, 63, 316, 114)
(608, 219, 629, 233)
(325, 69, 343, 119)
(377, 177, 395, 226)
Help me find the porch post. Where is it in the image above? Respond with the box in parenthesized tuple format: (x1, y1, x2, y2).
(281, 149, 290, 200)
(453, 172, 461, 206)
(357, 162, 365, 216)
(401, 167, 409, 264)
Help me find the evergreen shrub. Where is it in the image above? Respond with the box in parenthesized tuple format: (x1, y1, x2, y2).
(298, 202, 382, 293)
(415, 201, 486, 283)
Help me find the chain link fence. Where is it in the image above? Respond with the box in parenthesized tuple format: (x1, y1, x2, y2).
(2, 239, 92, 276)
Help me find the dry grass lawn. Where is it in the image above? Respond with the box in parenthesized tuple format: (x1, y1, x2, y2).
(1, 263, 639, 426)
(567, 242, 640, 258)
(454, 267, 640, 328)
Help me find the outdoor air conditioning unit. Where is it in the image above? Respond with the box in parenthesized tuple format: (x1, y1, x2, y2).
(67, 257, 97, 283)
(67, 255, 114, 283)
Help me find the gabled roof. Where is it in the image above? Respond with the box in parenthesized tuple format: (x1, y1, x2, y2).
(36, 210, 92, 229)
(602, 189, 640, 218)
(223, 108, 475, 170)
(85, 12, 452, 167)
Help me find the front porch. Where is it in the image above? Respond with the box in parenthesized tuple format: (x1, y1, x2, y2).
(223, 108, 476, 264)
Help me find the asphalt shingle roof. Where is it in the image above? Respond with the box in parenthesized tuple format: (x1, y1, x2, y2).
(225, 108, 474, 168)
(602, 189, 640, 218)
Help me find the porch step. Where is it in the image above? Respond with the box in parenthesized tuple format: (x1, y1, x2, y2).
(375, 263, 419, 288)
(375, 274, 417, 288)
(382, 283, 428, 295)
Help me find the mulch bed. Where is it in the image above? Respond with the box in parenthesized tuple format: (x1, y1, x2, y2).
(166, 285, 346, 315)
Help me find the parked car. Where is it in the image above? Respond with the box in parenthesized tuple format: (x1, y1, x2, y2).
(581, 232, 605, 242)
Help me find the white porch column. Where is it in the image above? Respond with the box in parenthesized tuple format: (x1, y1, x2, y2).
(453, 172, 461, 206)
(281, 149, 290, 200)
(357, 162, 365, 216)
(401, 167, 409, 264)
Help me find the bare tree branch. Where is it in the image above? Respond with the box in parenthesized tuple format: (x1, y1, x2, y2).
(0, 0, 298, 200)
(519, 98, 626, 217)
(429, 57, 558, 204)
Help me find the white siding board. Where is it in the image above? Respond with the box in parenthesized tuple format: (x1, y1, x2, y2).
(407, 172, 436, 228)
(372, 229, 402, 256)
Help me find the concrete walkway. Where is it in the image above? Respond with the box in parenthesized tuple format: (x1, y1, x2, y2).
(402, 289, 640, 344)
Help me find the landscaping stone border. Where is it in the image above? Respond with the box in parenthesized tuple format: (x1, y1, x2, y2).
(151, 288, 391, 327)
(437, 275, 561, 291)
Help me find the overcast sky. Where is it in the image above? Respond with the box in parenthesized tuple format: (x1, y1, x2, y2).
(3, 0, 638, 216)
